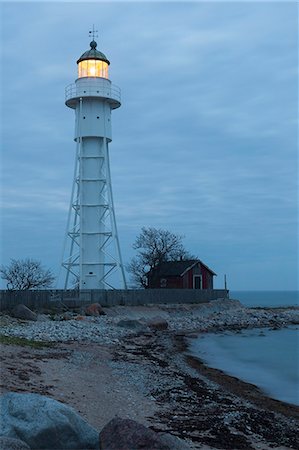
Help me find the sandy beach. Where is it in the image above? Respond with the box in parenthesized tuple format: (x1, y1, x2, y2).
(1, 300, 298, 450)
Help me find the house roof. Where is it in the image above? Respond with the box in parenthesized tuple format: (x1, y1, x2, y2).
(148, 259, 216, 277)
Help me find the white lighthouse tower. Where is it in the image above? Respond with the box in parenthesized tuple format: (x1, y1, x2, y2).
(62, 35, 127, 290)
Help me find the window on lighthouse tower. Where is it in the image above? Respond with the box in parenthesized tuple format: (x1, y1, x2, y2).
(78, 59, 109, 79)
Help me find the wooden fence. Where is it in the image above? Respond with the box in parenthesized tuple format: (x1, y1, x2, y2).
(0, 289, 229, 311)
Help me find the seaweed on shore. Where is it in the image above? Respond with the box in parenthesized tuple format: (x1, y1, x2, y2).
(113, 331, 299, 450)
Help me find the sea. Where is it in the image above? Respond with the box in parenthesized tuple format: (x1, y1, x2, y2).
(230, 290, 298, 308)
(188, 291, 299, 406)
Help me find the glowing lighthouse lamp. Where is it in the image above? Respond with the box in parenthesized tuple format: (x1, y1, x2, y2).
(62, 31, 127, 290)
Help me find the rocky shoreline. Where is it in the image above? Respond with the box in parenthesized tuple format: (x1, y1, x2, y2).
(1, 299, 299, 449)
(1, 299, 298, 343)
(112, 329, 299, 449)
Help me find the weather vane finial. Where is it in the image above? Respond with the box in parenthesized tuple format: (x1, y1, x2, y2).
(89, 24, 98, 41)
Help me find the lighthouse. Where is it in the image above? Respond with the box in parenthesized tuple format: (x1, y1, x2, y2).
(62, 35, 127, 290)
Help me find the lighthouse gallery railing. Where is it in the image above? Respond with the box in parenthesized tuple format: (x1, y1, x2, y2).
(65, 81, 121, 104)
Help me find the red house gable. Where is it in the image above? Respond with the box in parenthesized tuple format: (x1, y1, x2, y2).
(147, 259, 216, 289)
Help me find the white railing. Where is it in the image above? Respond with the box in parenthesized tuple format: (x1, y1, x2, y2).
(65, 82, 121, 104)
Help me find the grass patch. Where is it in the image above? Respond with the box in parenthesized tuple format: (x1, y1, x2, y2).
(0, 334, 54, 349)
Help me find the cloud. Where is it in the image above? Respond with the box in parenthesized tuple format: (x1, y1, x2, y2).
(1, 2, 297, 289)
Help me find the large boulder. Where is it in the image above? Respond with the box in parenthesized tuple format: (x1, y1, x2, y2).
(0, 436, 31, 450)
(11, 304, 37, 321)
(158, 432, 192, 450)
(85, 303, 106, 317)
(99, 417, 171, 450)
(0, 392, 99, 450)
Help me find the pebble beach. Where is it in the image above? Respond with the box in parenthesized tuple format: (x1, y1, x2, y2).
(1, 299, 298, 343)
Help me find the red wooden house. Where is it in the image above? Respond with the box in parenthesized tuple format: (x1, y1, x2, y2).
(146, 259, 216, 289)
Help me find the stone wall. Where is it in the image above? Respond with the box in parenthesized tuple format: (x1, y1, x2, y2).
(0, 289, 229, 311)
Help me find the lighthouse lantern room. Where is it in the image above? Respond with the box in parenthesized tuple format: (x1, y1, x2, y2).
(77, 40, 109, 79)
(62, 35, 126, 290)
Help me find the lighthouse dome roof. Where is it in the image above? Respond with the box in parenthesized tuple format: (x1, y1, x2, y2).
(77, 40, 110, 65)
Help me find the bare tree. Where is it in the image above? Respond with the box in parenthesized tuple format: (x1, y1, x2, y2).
(127, 227, 194, 288)
(0, 258, 55, 290)
(127, 256, 148, 288)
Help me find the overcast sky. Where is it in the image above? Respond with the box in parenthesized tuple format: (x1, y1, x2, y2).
(0, 1, 298, 290)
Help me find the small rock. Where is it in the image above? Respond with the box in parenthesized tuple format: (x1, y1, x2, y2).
(18, 371, 30, 381)
(62, 311, 74, 321)
(116, 319, 148, 331)
(11, 305, 37, 321)
(147, 317, 168, 331)
(85, 303, 106, 317)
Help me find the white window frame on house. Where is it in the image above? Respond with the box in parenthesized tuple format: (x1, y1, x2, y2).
(193, 275, 202, 289)
(160, 278, 167, 288)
